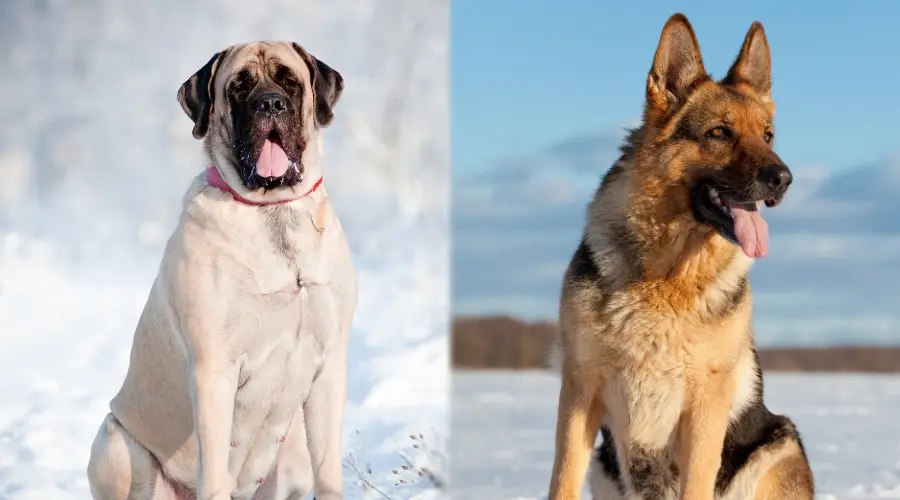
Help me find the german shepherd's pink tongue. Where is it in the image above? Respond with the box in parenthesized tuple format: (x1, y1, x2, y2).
(255, 134, 289, 178)
(729, 201, 769, 258)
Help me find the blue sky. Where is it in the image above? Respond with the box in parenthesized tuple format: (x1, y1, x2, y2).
(452, 1, 900, 345)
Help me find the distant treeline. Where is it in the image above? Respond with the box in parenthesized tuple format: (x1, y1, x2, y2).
(452, 316, 900, 373)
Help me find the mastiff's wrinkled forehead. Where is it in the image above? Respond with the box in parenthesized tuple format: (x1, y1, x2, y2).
(177, 41, 343, 192)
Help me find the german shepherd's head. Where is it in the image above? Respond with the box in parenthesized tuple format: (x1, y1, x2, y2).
(591, 14, 789, 276)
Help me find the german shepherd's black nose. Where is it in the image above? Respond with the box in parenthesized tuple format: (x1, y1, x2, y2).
(758, 164, 792, 193)
(253, 92, 289, 117)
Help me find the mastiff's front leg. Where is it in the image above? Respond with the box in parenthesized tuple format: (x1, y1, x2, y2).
(174, 260, 243, 500)
(304, 238, 356, 500)
(254, 410, 314, 500)
(304, 347, 348, 500)
(190, 355, 241, 500)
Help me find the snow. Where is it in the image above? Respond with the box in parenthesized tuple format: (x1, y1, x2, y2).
(450, 371, 900, 500)
(0, 1, 448, 499)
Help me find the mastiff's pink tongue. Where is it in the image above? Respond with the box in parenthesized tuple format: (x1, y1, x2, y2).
(729, 201, 769, 259)
(255, 135, 289, 178)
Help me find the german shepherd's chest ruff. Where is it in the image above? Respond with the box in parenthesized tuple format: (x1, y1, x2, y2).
(548, 14, 814, 500)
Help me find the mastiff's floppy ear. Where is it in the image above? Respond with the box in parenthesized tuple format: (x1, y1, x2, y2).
(292, 43, 344, 128)
(177, 50, 228, 139)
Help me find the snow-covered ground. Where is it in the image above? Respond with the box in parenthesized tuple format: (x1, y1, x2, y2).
(450, 370, 900, 500)
(0, 1, 448, 499)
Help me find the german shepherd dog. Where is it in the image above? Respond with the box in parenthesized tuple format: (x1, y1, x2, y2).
(547, 13, 815, 500)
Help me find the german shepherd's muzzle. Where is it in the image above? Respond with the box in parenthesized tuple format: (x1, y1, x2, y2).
(692, 155, 792, 258)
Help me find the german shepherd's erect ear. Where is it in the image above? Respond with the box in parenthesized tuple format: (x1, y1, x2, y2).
(723, 22, 773, 103)
(645, 13, 708, 124)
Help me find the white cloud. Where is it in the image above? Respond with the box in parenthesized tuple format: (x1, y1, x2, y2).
(771, 234, 900, 262)
(453, 294, 559, 321)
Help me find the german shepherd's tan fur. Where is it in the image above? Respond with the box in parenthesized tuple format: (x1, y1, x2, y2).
(548, 14, 815, 500)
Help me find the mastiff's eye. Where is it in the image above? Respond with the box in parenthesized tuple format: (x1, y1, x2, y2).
(274, 65, 302, 94)
(280, 78, 302, 94)
(230, 71, 256, 96)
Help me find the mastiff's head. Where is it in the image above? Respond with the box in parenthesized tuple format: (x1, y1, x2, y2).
(177, 41, 343, 200)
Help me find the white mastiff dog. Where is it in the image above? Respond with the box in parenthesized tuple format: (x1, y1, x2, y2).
(87, 41, 357, 500)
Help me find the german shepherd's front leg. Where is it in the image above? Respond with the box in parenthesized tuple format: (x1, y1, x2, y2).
(549, 370, 605, 500)
(677, 372, 734, 500)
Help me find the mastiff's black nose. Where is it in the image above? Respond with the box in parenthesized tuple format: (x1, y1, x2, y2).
(253, 92, 289, 117)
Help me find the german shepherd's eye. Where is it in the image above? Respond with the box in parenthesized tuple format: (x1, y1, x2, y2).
(705, 126, 733, 140)
(763, 130, 774, 145)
